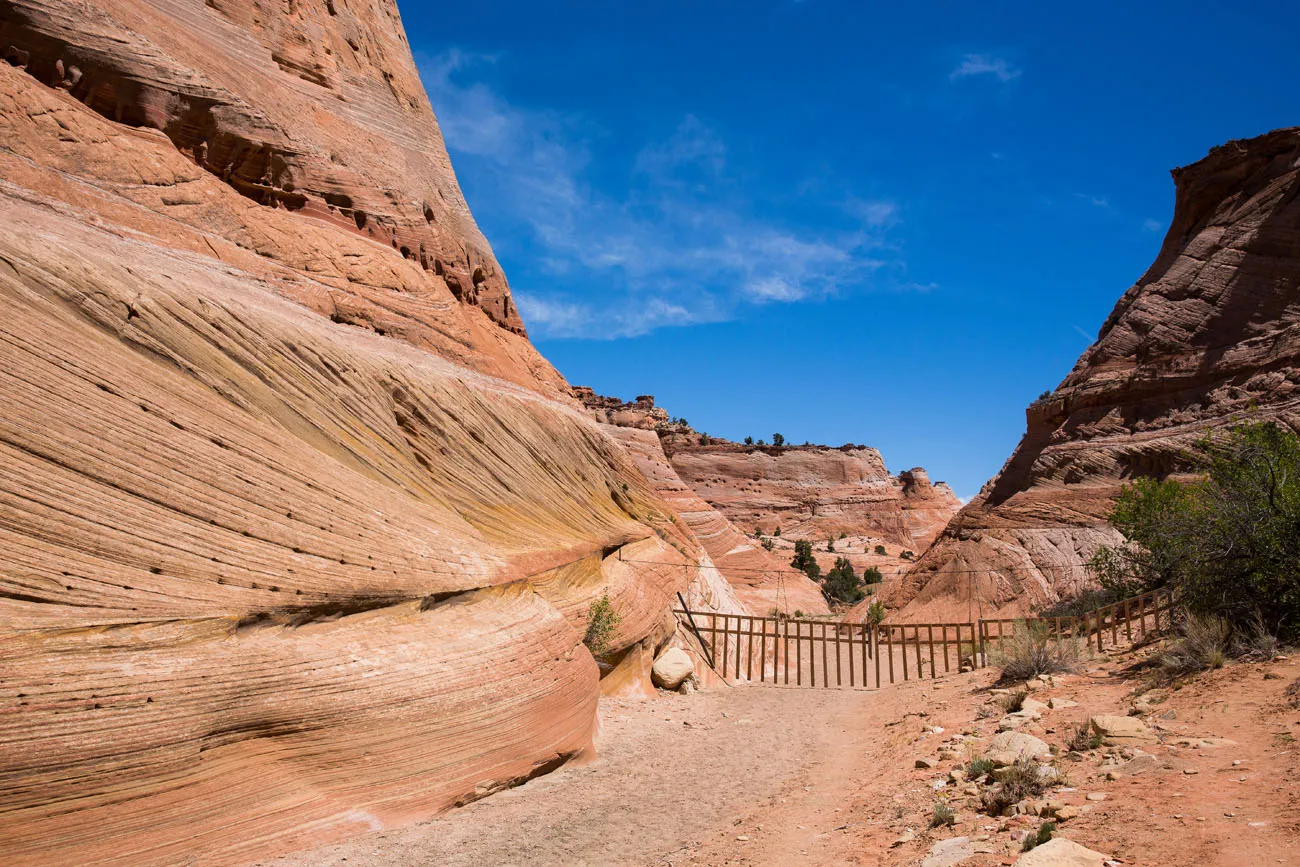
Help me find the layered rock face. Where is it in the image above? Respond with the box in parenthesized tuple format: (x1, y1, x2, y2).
(574, 391, 828, 614)
(0, 3, 705, 863)
(663, 438, 961, 551)
(893, 127, 1300, 623)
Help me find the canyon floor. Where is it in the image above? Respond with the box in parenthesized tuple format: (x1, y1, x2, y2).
(261, 649, 1300, 867)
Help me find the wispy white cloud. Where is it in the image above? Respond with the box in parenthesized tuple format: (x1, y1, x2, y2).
(419, 50, 909, 339)
(1142, 218, 1164, 233)
(1074, 192, 1111, 209)
(949, 54, 1021, 83)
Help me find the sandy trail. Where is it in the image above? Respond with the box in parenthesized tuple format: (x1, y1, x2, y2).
(259, 684, 896, 867)
(260, 651, 1300, 867)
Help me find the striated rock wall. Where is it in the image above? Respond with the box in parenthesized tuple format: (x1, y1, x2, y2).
(892, 127, 1300, 623)
(664, 439, 961, 551)
(602, 425, 830, 616)
(0, 3, 711, 863)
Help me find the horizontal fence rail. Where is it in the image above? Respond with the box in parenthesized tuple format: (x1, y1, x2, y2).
(675, 588, 1174, 690)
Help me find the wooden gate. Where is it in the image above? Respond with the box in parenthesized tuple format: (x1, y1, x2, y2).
(675, 589, 1174, 689)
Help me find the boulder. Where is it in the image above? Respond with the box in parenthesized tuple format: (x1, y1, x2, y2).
(990, 731, 1053, 761)
(922, 836, 974, 867)
(1090, 715, 1158, 745)
(651, 648, 696, 689)
(1022, 698, 1050, 715)
(1013, 837, 1108, 865)
(1048, 697, 1079, 710)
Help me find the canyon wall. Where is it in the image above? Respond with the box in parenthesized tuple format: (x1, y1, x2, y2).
(892, 127, 1300, 623)
(663, 438, 961, 551)
(576, 391, 829, 615)
(0, 2, 711, 863)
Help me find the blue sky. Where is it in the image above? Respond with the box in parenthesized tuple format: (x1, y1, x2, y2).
(406, 1, 1300, 500)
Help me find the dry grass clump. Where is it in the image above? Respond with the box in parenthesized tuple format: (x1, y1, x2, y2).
(930, 801, 956, 828)
(1160, 613, 1230, 676)
(1284, 678, 1300, 709)
(1235, 614, 1282, 661)
(1021, 821, 1057, 852)
(980, 757, 1049, 815)
(999, 689, 1028, 714)
(965, 757, 995, 779)
(991, 620, 1081, 682)
(1067, 720, 1103, 752)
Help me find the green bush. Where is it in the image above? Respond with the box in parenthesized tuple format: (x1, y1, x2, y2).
(583, 592, 622, 657)
(874, 544, 887, 556)
(965, 757, 995, 778)
(823, 556, 865, 604)
(791, 539, 819, 580)
(744, 436, 754, 445)
(863, 600, 887, 626)
(930, 801, 956, 828)
(1089, 422, 1300, 640)
(862, 566, 884, 584)
(772, 433, 785, 446)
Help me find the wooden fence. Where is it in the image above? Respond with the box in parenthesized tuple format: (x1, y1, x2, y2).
(675, 588, 1174, 689)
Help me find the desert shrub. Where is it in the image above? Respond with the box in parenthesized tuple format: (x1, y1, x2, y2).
(930, 801, 956, 828)
(863, 599, 887, 626)
(839, 531, 847, 540)
(772, 433, 785, 446)
(965, 757, 995, 778)
(794, 609, 804, 619)
(999, 689, 1028, 714)
(980, 758, 1049, 815)
(761, 537, 775, 551)
(744, 436, 754, 445)
(900, 550, 915, 561)
(1022, 821, 1057, 852)
(875, 544, 887, 556)
(1160, 613, 1231, 676)
(1089, 422, 1300, 640)
(991, 620, 1081, 682)
(774, 526, 781, 537)
(823, 557, 865, 604)
(1068, 720, 1103, 752)
(1235, 613, 1281, 661)
(791, 540, 819, 580)
(1036, 390, 1054, 402)
(826, 537, 835, 553)
(583, 592, 622, 657)
(862, 566, 884, 584)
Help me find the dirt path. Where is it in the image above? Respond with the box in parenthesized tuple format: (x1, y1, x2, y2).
(262, 651, 1300, 867)
(259, 685, 896, 867)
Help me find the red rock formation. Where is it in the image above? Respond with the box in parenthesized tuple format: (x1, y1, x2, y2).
(892, 127, 1300, 623)
(0, 3, 706, 863)
(602, 425, 830, 616)
(663, 438, 960, 551)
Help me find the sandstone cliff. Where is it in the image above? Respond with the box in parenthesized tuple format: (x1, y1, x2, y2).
(893, 127, 1300, 623)
(574, 391, 829, 614)
(0, 2, 713, 863)
(663, 437, 961, 551)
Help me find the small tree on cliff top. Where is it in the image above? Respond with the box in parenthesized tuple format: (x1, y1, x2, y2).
(773, 433, 786, 446)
